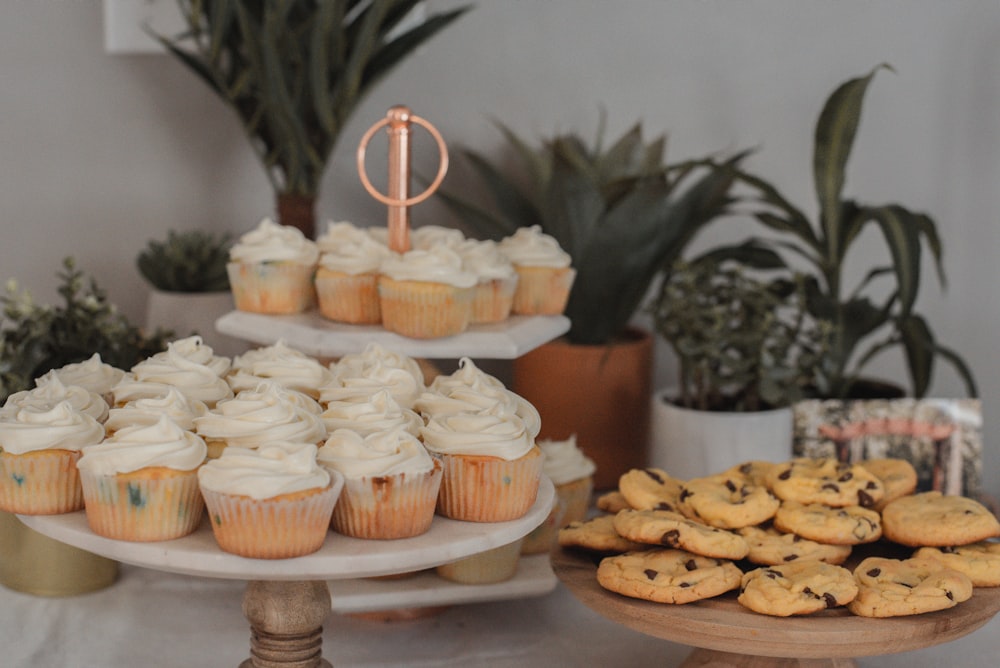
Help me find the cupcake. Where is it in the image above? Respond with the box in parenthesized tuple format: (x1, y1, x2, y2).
(419, 409, 542, 522)
(227, 340, 335, 400)
(35, 353, 126, 405)
(435, 538, 524, 584)
(537, 434, 595, 525)
(377, 246, 477, 338)
(4, 376, 109, 425)
(497, 225, 575, 315)
(0, 401, 105, 515)
(128, 336, 233, 408)
(76, 415, 207, 541)
(227, 217, 320, 314)
(193, 381, 326, 459)
(314, 221, 392, 325)
(455, 238, 518, 324)
(319, 387, 422, 437)
(323, 342, 425, 410)
(104, 386, 209, 435)
(197, 441, 343, 559)
(410, 224, 466, 250)
(317, 427, 442, 539)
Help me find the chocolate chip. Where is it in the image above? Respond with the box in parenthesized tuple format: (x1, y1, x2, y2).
(765, 569, 781, 579)
(679, 582, 692, 588)
(725, 479, 737, 493)
(644, 569, 658, 580)
(784, 554, 799, 561)
(867, 568, 881, 577)
(838, 472, 854, 482)
(866, 481, 878, 490)
(655, 501, 674, 511)
(778, 469, 792, 480)
(946, 590, 954, 600)
(823, 592, 837, 608)
(740, 463, 752, 474)
(822, 482, 840, 492)
(803, 586, 815, 596)
(679, 489, 692, 502)
(645, 469, 664, 484)
(685, 559, 697, 571)
(661, 530, 680, 547)
(858, 489, 875, 507)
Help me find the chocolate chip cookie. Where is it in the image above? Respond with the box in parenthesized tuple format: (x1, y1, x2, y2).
(881, 491, 1000, 547)
(737, 560, 858, 616)
(677, 475, 780, 530)
(738, 524, 852, 566)
(767, 457, 885, 508)
(911, 541, 1000, 587)
(596, 548, 742, 604)
(612, 508, 749, 560)
(558, 514, 647, 555)
(857, 458, 918, 511)
(848, 556, 973, 617)
(618, 468, 684, 512)
(773, 501, 882, 545)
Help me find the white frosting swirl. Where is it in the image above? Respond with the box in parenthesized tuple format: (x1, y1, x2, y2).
(229, 217, 320, 265)
(36, 353, 126, 396)
(318, 236, 392, 275)
(130, 336, 233, 407)
(4, 376, 109, 423)
(194, 383, 326, 448)
(105, 386, 209, 432)
(320, 387, 423, 436)
(197, 441, 330, 499)
(498, 225, 572, 268)
(411, 224, 466, 250)
(379, 246, 477, 288)
(316, 221, 373, 251)
(317, 427, 435, 479)
(419, 408, 534, 461)
(0, 401, 105, 454)
(229, 341, 334, 398)
(455, 238, 516, 282)
(77, 415, 207, 475)
(323, 343, 425, 409)
(538, 434, 595, 485)
(425, 358, 540, 438)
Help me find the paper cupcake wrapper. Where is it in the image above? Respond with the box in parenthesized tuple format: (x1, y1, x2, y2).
(555, 476, 594, 525)
(470, 276, 518, 324)
(227, 261, 316, 314)
(80, 468, 204, 542)
(378, 277, 474, 339)
(511, 266, 576, 315)
(434, 447, 542, 522)
(331, 463, 442, 540)
(315, 270, 381, 324)
(201, 482, 341, 559)
(0, 449, 83, 515)
(436, 539, 524, 584)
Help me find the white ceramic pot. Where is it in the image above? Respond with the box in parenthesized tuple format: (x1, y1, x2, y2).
(648, 388, 794, 480)
(146, 289, 248, 358)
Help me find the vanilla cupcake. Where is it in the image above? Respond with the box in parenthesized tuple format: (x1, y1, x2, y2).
(319, 387, 422, 437)
(129, 336, 233, 408)
(315, 222, 393, 325)
(323, 343, 425, 410)
(35, 353, 126, 405)
(4, 376, 109, 425)
(193, 382, 326, 459)
(410, 224, 466, 250)
(198, 441, 343, 559)
(436, 538, 525, 584)
(497, 225, 575, 315)
(318, 427, 441, 539)
(227, 217, 320, 314)
(0, 401, 105, 514)
(227, 340, 335, 400)
(377, 246, 477, 338)
(76, 415, 207, 541)
(455, 238, 518, 323)
(104, 386, 209, 435)
(521, 434, 596, 555)
(420, 408, 542, 522)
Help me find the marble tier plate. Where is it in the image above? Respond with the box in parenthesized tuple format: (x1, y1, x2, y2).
(19, 477, 554, 582)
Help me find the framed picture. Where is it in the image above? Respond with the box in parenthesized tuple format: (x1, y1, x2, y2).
(792, 398, 983, 500)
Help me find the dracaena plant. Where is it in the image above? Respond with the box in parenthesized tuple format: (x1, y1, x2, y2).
(434, 118, 746, 345)
(708, 65, 977, 399)
(155, 0, 470, 239)
(137, 229, 233, 292)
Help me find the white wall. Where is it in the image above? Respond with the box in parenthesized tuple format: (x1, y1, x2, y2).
(1, 1, 998, 498)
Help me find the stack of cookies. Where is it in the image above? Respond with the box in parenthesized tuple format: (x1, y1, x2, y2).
(559, 457, 1000, 618)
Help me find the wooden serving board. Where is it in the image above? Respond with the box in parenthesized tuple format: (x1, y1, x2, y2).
(552, 547, 1000, 665)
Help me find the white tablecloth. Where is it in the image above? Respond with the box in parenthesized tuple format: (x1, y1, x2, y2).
(2, 564, 997, 667)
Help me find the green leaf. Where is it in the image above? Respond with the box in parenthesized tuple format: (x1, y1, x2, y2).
(858, 204, 923, 316)
(460, 149, 543, 232)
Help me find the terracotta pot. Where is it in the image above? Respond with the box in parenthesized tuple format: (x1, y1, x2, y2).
(513, 328, 653, 490)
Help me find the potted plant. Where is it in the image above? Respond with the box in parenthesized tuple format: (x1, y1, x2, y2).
(0, 258, 170, 597)
(435, 118, 746, 488)
(137, 229, 245, 356)
(707, 65, 977, 401)
(154, 0, 470, 238)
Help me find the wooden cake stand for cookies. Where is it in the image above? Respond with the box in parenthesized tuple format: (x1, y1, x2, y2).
(19, 477, 553, 668)
(551, 547, 1000, 668)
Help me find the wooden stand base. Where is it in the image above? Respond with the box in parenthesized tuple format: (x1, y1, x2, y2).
(240, 580, 333, 668)
(680, 648, 857, 667)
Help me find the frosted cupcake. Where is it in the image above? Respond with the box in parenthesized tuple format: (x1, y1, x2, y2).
(420, 408, 542, 522)
(35, 353, 126, 405)
(377, 246, 477, 338)
(129, 336, 233, 408)
(227, 340, 335, 400)
(194, 381, 326, 458)
(319, 387, 422, 437)
(198, 441, 343, 559)
(410, 224, 466, 250)
(455, 238, 519, 323)
(522, 434, 596, 555)
(323, 343, 425, 410)
(497, 225, 575, 315)
(4, 376, 109, 425)
(227, 217, 320, 314)
(315, 222, 393, 325)
(318, 427, 442, 539)
(76, 415, 207, 541)
(104, 386, 209, 435)
(0, 401, 105, 514)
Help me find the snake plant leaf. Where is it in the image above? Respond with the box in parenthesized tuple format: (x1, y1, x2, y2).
(493, 121, 551, 186)
(431, 186, 519, 241)
(459, 149, 543, 234)
(543, 147, 605, 260)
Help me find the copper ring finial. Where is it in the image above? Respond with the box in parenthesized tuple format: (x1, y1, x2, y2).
(356, 112, 449, 208)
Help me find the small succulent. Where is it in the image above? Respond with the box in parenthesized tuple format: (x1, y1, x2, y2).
(652, 251, 831, 412)
(0, 258, 171, 402)
(137, 229, 233, 293)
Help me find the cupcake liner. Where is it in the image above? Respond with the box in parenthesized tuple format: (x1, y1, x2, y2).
(201, 479, 342, 559)
(79, 467, 204, 542)
(0, 449, 83, 515)
(556, 475, 594, 525)
(378, 277, 474, 339)
(470, 276, 518, 324)
(511, 266, 576, 315)
(436, 539, 524, 584)
(434, 446, 542, 522)
(331, 462, 442, 540)
(315, 270, 381, 325)
(227, 261, 316, 314)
